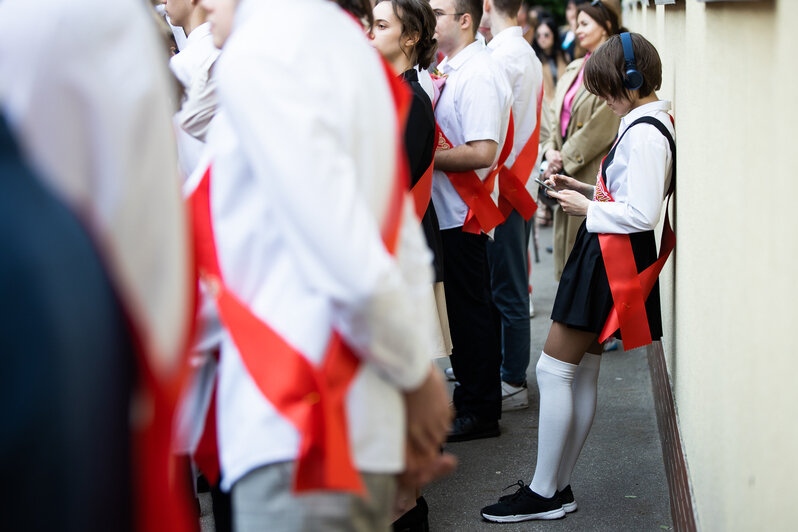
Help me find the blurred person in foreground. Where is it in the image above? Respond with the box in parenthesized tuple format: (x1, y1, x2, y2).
(193, 0, 454, 530)
(0, 0, 195, 531)
(165, 0, 231, 528)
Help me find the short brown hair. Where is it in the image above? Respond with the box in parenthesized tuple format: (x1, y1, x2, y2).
(491, 0, 522, 17)
(583, 32, 662, 100)
(376, 0, 439, 69)
(455, 0, 483, 37)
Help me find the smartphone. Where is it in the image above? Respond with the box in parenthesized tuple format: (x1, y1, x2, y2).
(534, 176, 557, 193)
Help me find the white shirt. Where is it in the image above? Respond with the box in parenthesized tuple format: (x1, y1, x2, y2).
(586, 100, 675, 234)
(416, 67, 435, 103)
(431, 39, 513, 231)
(156, 4, 189, 52)
(203, 0, 435, 490)
(168, 24, 225, 351)
(171, 23, 220, 143)
(171, 23, 220, 181)
(0, 0, 192, 377)
(487, 26, 544, 199)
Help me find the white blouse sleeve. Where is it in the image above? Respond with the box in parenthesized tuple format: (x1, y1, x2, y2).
(586, 136, 670, 234)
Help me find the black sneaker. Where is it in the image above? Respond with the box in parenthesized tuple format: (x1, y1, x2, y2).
(481, 481, 565, 523)
(556, 485, 578, 513)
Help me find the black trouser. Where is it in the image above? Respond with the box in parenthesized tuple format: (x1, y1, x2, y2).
(441, 227, 502, 422)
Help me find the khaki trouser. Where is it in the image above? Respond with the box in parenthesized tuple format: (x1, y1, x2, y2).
(232, 461, 396, 532)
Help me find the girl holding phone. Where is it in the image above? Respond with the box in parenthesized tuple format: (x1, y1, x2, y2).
(481, 32, 675, 523)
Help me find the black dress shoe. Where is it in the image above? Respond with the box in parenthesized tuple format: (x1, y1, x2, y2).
(392, 496, 429, 532)
(447, 414, 500, 443)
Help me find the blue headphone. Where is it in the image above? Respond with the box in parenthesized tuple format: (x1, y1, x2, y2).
(620, 32, 644, 91)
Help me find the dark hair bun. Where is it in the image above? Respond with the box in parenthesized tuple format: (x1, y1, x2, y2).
(384, 0, 438, 70)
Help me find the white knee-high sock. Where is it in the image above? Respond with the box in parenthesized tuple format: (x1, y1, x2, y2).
(556, 353, 601, 490)
(529, 352, 577, 498)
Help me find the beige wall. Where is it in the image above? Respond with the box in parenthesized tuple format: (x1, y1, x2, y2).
(624, 1, 798, 530)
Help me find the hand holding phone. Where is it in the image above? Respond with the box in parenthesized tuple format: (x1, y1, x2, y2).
(534, 176, 557, 193)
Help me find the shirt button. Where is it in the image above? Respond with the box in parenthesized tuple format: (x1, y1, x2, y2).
(576, 122, 583, 128)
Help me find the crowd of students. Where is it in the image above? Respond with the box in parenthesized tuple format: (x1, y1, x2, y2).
(0, 0, 675, 530)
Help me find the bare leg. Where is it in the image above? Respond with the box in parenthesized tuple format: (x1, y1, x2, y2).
(543, 322, 601, 365)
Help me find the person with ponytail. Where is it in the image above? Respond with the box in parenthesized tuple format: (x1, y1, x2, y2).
(371, 3, 454, 529)
(332, 0, 375, 28)
(372, 0, 451, 364)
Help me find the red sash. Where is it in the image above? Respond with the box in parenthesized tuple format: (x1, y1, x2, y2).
(410, 75, 443, 221)
(188, 57, 410, 495)
(595, 116, 676, 350)
(193, 351, 221, 486)
(498, 81, 544, 221)
(440, 113, 514, 234)
(127, 221, 198, 532)
(410, 123, 437, 221)
(132, 346, 197, 532)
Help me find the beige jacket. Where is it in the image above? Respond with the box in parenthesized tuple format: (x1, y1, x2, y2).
(541, 57, 620, 186)
(541, 57, 620, 279)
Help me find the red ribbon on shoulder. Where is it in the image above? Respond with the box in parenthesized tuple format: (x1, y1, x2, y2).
(410, 123, 437, 221)
(497, 81, 544, 221)
(439, 112, 514, 234)
(187, 56, 411, 496)
(410, 76, 442, 221)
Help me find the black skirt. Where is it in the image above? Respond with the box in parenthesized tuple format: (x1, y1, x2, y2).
(551, 221, 662, 341)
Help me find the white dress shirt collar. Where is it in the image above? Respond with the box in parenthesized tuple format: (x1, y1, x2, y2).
(621, 100, 671, 131)
(186, 21, 213, 45)
(170, 22, 218, 89)
(487, 26, 523, 51)
(439, 38, 484, 74)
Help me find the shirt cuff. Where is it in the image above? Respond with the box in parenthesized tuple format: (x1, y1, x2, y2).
(585, 201, 599, 233)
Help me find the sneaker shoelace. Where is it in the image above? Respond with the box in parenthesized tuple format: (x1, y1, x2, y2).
(498, 480, 527, 502)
